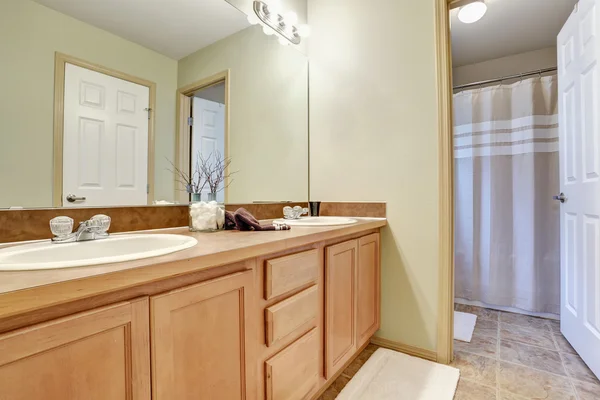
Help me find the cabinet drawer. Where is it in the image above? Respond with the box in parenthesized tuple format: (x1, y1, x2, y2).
(265, 249, 319, 300)
(265, 328, 319, 400)
(265, 285, 318, 347)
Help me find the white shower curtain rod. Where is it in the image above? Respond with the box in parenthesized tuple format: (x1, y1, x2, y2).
(453, 67, 558, 91)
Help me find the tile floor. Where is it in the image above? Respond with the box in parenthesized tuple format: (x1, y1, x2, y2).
(452, 303, 600, 399)
(319, 305, 600, 400)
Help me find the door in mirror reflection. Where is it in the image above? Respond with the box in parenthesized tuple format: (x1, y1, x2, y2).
(63, 63, 150, 207)
(192, 86, 226, 203)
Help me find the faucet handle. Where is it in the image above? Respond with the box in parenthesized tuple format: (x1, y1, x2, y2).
(283, 206, 293, 219)
(90, 214, 111, 233)
(50, 216, 74, 237)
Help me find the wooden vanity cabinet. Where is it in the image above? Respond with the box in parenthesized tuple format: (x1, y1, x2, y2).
(0, 225, 383, 400)
(324, 233, 381, 379)
(324, 240, 358, 378)
(0, 298, 151, 400)
(356, 233, 381, 347)
(150, 270, 256, 400)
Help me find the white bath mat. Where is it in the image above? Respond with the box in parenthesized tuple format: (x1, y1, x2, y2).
(336, 348, 460, 400)
(454, 311, 478, 342)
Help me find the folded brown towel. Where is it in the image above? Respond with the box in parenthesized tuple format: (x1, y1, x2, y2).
(233, 208, 291, 231)
(224, 210, 237, 230)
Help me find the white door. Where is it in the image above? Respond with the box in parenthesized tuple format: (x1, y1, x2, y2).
(63, 63, 149, 207)
(558, 0, 600, 379)
(191, 97, 225, 202)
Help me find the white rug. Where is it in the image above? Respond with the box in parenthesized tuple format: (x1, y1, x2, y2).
(454, 311, 477, 342)
(336, 348, 460, 400)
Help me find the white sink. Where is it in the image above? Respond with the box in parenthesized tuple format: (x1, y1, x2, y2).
(0, 234, 198, 271)
(273, 216, 358, 226)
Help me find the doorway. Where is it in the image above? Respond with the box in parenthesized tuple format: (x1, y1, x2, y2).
(438, 0, 600, 391)
(175, 71, 230, 204)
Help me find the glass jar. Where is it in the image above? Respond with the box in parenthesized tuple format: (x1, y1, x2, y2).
(189, 201, 225, 232)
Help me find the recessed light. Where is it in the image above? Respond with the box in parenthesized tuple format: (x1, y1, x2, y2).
(458, 1, 487, 24)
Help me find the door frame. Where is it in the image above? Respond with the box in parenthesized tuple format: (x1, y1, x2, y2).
(174, 70, 231, 204)
(52, 52, 157, 207)
(434, 0, 458, 364)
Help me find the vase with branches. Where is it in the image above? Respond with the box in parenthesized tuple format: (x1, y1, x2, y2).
(166, 156, 207, 202)
(198, 150, 236, 201)
(167, 151, 236, 232)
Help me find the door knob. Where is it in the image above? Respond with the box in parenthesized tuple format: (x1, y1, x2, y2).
(553, 193, 567, 203)
(66, 194, 86, 203)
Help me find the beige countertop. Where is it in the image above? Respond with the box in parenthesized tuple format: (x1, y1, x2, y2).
(0, 218, 386, 323)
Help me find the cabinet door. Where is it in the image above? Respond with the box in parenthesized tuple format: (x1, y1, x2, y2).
(151, 270, 256, 400)
(357, 233, 381, 347)
(324, 239, 358, 378)
(0, 298, 151, 400)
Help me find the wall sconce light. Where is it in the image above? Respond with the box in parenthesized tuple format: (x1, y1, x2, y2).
(247, 0, 311, 46)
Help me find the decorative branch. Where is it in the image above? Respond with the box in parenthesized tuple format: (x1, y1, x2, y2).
(165, 156, 207, 194)
(198, 150, 238, 194)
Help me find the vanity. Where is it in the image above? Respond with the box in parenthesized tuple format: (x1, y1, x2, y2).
(0, 218, 385, 399)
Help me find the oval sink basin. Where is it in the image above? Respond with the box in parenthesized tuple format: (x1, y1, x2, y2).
(273, 216, 358, 226)
(0, 234, 198, 271)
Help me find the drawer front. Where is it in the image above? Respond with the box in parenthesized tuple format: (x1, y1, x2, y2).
(265, 249, 319, 300)
(265, 285, 318, 347)
(265, 328, 319, 400)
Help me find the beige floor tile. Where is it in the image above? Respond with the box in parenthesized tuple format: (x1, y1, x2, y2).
(454, 378, 497, 400)
(456, 304, 500, 321)
(552, 332, 577, 354)
(497, 391, 531, 400)
(500, 322, 557, 350)
(561, 353, 600, 385)
(547, 319, 561, 333)
(572, 378, 600, 400)
(454, 334, 498, 358)
(498, 361, 575, 400)
(319, 374, 351, 400)
(342, 346, 377, 378)
(499, 312, 551, 331)
(499, 340, 566, 376)
(451, 351, 498, 387)
(474, 318, 499, 338)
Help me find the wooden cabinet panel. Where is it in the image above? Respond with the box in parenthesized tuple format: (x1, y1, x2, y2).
(324, 240, 358, 378)
(265, 328, 319, 400)
(357, 233, 381, 347)
(151, 270, 255, 400)
(265, 249, 319, 300)
(0, 298, 150, 400)
(265, 285, 318, 347)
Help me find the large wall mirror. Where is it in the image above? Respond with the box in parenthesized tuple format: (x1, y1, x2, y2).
(0, 0, 309, 209)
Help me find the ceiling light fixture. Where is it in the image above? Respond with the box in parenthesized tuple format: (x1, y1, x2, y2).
(458, 1, 487, 24)
(252, 0, 309, 45)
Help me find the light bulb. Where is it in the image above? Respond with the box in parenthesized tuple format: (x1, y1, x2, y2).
(247, 13, 259, 25)
(284, 11, 298, 25)
(263, 25, 275, 35)
(278, 37, 290, 46)
(458, 1, 487, 24)
(266, 0, 282, 16)
(296, 24, 311, 38)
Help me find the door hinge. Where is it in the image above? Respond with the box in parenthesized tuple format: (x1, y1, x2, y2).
(144, 107, 152, 120)
(147, 184, 150, 194)
(187, 117, 193, 126)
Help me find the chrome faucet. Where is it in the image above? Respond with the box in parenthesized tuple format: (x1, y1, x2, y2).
(283, 206, 309, 220)
(50, 215, 111, 243)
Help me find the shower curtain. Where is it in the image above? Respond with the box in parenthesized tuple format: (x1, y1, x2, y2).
(454, 75, 561, 315)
